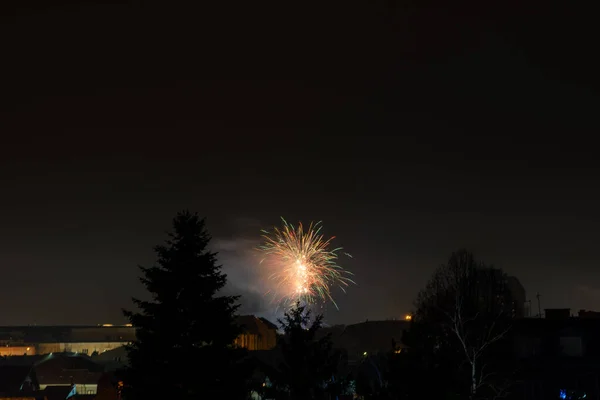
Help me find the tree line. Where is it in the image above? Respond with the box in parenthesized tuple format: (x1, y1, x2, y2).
(120, 211, 518, 400)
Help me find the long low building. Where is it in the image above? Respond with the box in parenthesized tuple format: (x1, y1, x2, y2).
(0, 325, 136, 356)
(0, 317, 277, 357)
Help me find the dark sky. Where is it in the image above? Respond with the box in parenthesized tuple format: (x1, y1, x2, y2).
(1, 0, 599, 325)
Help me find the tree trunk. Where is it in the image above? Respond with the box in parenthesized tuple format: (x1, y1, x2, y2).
(471, 361, 477, 397)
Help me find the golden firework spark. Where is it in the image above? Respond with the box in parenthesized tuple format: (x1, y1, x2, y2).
(258, 218, 355, 309)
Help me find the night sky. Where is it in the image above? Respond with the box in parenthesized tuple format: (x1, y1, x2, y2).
(1, 1, 598, 326)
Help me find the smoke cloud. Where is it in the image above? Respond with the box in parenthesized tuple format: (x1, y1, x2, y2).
(212, 218, 282, 323)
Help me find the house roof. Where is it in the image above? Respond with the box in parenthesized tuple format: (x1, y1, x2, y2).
(236, 316, 277, 337)
(91, 346, 127, 360)
(0, 365, 32, 394)
(259, 318, 278, 331)
(43, 385, 73, 400)
(0, 355, 46, 367)
(237, 316, 264, 336)
(92, 346, 129, 371)
(33, 353, 104, 385)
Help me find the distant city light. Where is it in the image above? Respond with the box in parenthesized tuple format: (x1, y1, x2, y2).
(405, 314, 412, 321)
(363, 351, 367, 356)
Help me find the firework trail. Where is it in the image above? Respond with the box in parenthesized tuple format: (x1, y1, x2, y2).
(257, 217, 355, 310)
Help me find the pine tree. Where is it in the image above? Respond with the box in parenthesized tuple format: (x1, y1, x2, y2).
(273, 302, 340, 400)
(123, 211, 249, 400)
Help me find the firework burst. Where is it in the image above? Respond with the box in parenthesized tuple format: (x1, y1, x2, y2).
(258, 217, 355, 309)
